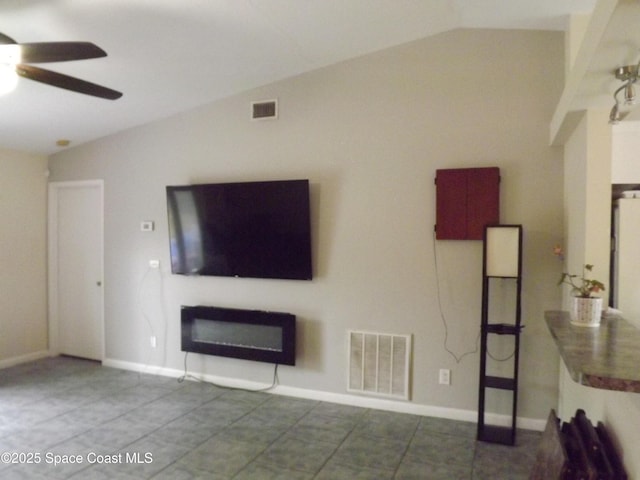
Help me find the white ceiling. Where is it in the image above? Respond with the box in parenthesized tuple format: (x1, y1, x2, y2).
(0, 0, 597, 155)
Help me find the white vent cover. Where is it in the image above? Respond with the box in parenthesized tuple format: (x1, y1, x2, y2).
(251, 99, 278, 120)
(348, 330, 411, 400)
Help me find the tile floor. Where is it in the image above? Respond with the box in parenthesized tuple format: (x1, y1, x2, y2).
(0, 356, 540, 479)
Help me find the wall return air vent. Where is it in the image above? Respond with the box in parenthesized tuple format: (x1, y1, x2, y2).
(251, 99, 278, 120)
(348, 330, 412, 400)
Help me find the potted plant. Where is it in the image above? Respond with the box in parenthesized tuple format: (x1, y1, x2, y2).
(558, 264, 606, 327)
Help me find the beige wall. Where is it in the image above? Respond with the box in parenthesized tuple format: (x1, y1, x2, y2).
(0, 148, 48, 366)
(562, 109, 611, 307)
(48, 29, 565, 425)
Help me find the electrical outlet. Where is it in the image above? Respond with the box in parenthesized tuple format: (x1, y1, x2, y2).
(149, 259, 160, 269)
(150, 336, 157, 348)
(439, 369, 451, 385)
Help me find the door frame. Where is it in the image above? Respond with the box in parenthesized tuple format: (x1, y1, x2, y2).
(48, 180, 105, 360)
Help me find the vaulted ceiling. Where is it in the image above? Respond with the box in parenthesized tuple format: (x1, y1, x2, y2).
(0, 0, 598, 154)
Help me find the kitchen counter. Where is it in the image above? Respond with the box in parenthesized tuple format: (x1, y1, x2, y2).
(545, 310, 640, 393)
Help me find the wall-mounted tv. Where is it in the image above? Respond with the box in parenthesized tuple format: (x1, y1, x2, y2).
(166, 179, 312, 280)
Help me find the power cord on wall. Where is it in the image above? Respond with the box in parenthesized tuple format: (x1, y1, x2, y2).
(432, 231, 480, 364)
(136, 263, 280, 392)
(433, 232, 517, 364)
(486, 342, 516, 362)
(177, 351, 280, 393)
(136, 265, 167, 371)
(137, 264, 157, 374)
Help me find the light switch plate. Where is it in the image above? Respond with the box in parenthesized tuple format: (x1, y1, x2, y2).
(140, 221, 154, 232)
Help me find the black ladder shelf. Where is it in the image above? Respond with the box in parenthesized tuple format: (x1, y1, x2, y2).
(477, 225, 523, 446)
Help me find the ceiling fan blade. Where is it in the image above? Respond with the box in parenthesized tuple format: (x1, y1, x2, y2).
(15, 64, 122, 100)
(0, 32, 17, 44)
(17, 42, 107, 63)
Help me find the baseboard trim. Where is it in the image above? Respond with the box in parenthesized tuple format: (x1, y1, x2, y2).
(103, 357, 546, 432)
(0, 350, 52, 370)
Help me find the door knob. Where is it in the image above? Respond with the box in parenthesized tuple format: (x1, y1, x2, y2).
(96, 281, 102, 286)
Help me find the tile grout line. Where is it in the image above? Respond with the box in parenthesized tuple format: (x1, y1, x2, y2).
(306, 405, 372, 479)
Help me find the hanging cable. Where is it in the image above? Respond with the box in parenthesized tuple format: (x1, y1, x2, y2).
(177, 351, 280, 392)
(136, 264, 160, 377)
(432, 231, 480, 364)
(486, 348, 516, 362)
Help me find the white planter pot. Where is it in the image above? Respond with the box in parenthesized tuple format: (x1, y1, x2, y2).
(570, 297, 603, 327)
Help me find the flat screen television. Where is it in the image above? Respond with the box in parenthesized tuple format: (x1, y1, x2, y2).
(166, 179, 312, 280)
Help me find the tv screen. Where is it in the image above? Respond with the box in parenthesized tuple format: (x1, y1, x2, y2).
(166, 179, 312, 280)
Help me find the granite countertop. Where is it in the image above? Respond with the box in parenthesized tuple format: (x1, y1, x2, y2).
(545, 310, 640, 393)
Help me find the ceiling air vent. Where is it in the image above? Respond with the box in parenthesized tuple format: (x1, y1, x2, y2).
(251, 99, 278, 120)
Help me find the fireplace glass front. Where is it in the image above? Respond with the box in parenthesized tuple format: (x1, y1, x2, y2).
(181, 305, 296, 365)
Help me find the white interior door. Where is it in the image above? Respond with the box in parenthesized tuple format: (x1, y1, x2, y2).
(49, 181, 104, 361)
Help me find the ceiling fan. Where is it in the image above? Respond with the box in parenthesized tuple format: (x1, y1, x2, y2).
(0, 32, 122, 100)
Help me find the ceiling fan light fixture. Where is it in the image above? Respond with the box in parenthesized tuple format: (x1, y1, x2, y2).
(0, 44, 21, 64)
(0, 32, 121, 100)
(0, 64, 18, 95)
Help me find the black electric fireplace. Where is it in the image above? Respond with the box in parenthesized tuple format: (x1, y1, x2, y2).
(181, 305, 296, 365)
